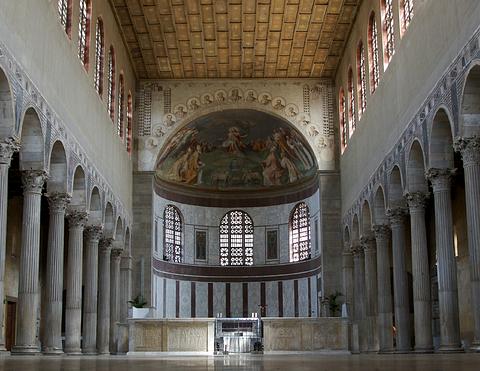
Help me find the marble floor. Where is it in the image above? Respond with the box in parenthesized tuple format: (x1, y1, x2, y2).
(0, 354, 479, 371)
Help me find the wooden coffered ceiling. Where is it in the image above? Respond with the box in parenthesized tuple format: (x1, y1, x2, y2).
(111, 0, 361, 79)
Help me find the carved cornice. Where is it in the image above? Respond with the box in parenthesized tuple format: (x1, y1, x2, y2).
(454, 136, 480, 166)
(0, 137, 20, 165)
(84, 225, 104, 242)
(372, 224, 390, 240)
(21, 170, 48, 194)
(66, 210, 89, 228)
(405, 192, 429, 212)
(46, 192, 71, 213)
(425, 168, 456, 192)
(387, 207, 409, 226)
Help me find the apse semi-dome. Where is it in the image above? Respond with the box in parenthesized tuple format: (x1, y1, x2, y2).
(154, 109, 318, 204)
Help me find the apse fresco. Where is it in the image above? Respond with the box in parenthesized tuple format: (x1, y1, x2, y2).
(155, 110, 317, 190)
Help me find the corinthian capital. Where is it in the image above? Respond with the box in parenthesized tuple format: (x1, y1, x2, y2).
(85, 225, 104, 242)
(360, 234, 376, 252)
(0, 137, 20, 165)
(425, 168, 456, 191)
(66, 210, 89, 228)
(21, 170, 48, 194)
(111, 247, 123, 259)
(387, 207, 408, 225)
(405, 192, 429, 212)
(351, 243, 364, 256)
(373, 224, 390, 239)
(99, 237, 114, 252)
(453, 136, 480, 166)
(46, 192, 71, 213)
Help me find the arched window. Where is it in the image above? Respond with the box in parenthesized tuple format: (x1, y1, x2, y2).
(126, 93, 133, 153)
(289, 202, 311, 262)
(117, 74, 125, 139)
(347, 68, 356, 136)
(368, 12, 380, 93)
(57, 0, 72, 37)
(400, 0, 414, 35)
(78, 0, 91, 68)
(339, 88, 347, 152)
(381, 0, 395, 67)
(107, 46, 115, 121)
(220, 211, 254, 266)
(357, 41, 367, 117)
(163, 205, 183, 263)
(94, 18, 104, 96)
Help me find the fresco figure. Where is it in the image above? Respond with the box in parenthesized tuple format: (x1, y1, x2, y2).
(280, 150, 301, 183)
(184, 145, 204, 184)
(222, 126, 247, 154)
(168, 147, 192, 182)
(262, 146, 284, 186)
(175, 105, 187, 118)
(245, 90, 257, 103)
(273, 99, 285, 110)
(229, 89, 242, 102)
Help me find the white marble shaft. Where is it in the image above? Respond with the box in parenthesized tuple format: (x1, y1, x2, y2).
(426, 168, 462, 352)
(43, 193, 71, 354)
(97, 238, 113, 354)
(82, 225, 103, 354)
(455, 137, 480, 351)
(64, 211, 88, 354)
(352, 244, 367, 351)
(119, 255, 132, 323)
(342, 246, 354, 319)
(373, 225, 394, 352)
(406, 192, 433, 352)
(0, 137, 19, 351)
(387, 207, 411, 352)
(109, 247, 122, 354)
(361, 234, 378, 352)
(12, 170, 48, 354)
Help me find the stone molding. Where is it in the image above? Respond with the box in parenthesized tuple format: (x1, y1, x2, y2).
(386, 207, 409, 226)
(0, 137, 20, 165)
(425, 168, 456, 192)
(46, 192, 71, 213)
(84, 225, 104, 242)
(405, 192, 429, 212)
(21, 170, 48, 194)
(66, 210, 89, 228)
(454, 136, 480, 166)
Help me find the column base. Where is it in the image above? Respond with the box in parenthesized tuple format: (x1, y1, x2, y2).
(469, 341, 480, 352)
(64, 348, 82, 355)
(394, 349, 411, 354)
(82, 350, 98, 356)
(11, 345, 41, 355)
(413, 347, 434, 354)
(42, 347, 64, 355)
(377, 348, 396, 354)
(436, 344, 464, 353)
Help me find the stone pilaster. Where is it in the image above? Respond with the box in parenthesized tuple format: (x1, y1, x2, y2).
(361, 234, 378, 352)
(43, 193, 71, 354)
(109, 247, 123, 354)
(120, 255, 133, 323)
(0, 137, 19, 351)
(454, 137, 480, 352)
(426, 168, 462, 352)
(12, 170, 48, 354)
(64, 210, 88, 354)
(387, 207, 411, 352)
(342, 245, 354, 319)
(373, 224, 394, 352)
(405, 192, 433, 352)
(82, 225, 103, 354)
(97, 238, 113, 354)
(352, 243, 367, 352)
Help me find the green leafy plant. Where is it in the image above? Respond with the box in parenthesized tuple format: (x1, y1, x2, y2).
(327, 291, 343, 317)
(129, 295, 148, 308)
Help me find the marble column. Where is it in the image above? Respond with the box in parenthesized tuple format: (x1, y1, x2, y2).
(387, 207, 411, 352)
(12, 170, 48, 354)
(43, 193, 71, 354)
(426, 168, 462, 351)
(109, 247, 122, 354)
(0, 137, 19, 351)
(406, 192, 433, 352)
(352, 243, 367, 351)
(82, 225, 103, 354)
(454, 137, 480, 351)
(361, 234, 378, 352)
(373, 224, 394, 353)
(342, 244, 354, 319)
(119, 255, 132, 323)
(64, 210, 88, 354)
(97, 238, 113, 354)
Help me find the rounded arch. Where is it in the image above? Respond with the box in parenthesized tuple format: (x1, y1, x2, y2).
(70, 165, 87, 209)
(163, 205, 183, 263)
(124, 227, 131, 253)
(219, 210, 254, 266)
(47, 140, 68, 193)
(373, 185, 388, 224)
(0, 67, 15, 137)
(406, 140, 427, 193)
(289, 202, 312, 262)
(429, 107, 455, 169)
(343, 225, 351, 246)
(104, 202, 114, 238)
(114, 216, 124, 242)
(88, 186, 102, 225)
(388, 165, 406, 208)
(352, 214, 360, 243)
(361, 200, 372, 235)
(460, 63, 480, 137)
(19, 107, 45, 170)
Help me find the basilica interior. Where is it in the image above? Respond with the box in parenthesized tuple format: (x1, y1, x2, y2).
(0, 0, 480, 369)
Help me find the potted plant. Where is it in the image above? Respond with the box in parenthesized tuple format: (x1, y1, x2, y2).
(128, 295, 150, 318)
(327, 291, 343, 317)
